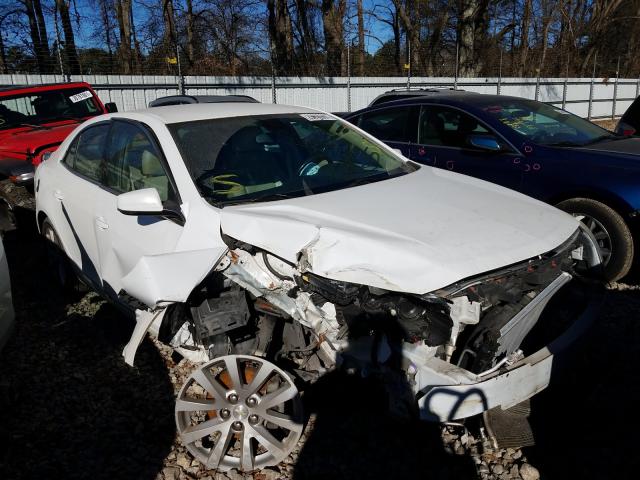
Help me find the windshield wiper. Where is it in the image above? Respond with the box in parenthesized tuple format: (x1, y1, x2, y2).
(219, 191, 305, 207)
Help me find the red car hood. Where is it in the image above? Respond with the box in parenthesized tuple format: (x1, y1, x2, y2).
(0, 121, 81, 164)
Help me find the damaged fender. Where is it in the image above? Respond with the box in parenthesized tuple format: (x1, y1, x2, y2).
(121, 247, 228, 308)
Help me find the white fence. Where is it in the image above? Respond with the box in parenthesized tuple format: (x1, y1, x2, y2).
(1, 74, 638, 119)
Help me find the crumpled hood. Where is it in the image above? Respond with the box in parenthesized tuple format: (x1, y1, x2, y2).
(219, 167, 579, 294)
(0, 122, 79, 162)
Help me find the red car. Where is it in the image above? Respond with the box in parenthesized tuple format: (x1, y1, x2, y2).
(0, 82, 116, 228)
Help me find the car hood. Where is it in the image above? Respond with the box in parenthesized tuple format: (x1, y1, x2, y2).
(0, 121, 80, 162)
(219, 167, 579, 295)
(576, 136, 640, 156)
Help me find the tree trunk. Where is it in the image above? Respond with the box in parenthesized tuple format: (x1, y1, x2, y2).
(99, 0, 114, 74)
(0, 28, 6, 74)
(267, 0, 294, 75)
(114, 0, 133, 74)
(393, 0, 421, 75)
(457, 0, 489, 77)
(24, 0, 50, 73)
(56, 0, 80, 74)
(294, 0, 317, 74)
(185, 0, 195, 66)
(357, 0, 365, 75)
(321, 0, 346, 76)
(519, 0, 532, 76)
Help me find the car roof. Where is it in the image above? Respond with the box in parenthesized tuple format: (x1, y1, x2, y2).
(148, 94, 259, 107)
(349, 91, 537, 117)
(0, 82, 92, 96)
(123, 102, 321, 124)
(369, 88, 478, 105)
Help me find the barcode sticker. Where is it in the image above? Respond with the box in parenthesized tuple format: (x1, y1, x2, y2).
(300, 113, 334, 121)
(69, 91, 93, 103)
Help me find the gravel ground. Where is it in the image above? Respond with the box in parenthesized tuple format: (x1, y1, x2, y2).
(0, 229, 639, 480)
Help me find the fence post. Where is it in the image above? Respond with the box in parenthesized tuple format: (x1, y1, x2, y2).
(562, 62, 568, 110)
(588, 53, 597, 120)
(347, 43, 351, 112)
(534, 69, 541, 101)
(612, 56, 620, 120)
(53, 7, 67, 81)
(406, 40, 411, 90)
(454, 41, 459, 90)
(271, 67, 277, 104)
(636, 76, 640, 99)
(176, 43, 184, 95)
(497, 49, 502, 95)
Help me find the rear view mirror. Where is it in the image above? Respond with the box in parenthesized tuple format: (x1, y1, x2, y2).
(117, 188, 163, 215)
(467, 134, 502, 152)
(104, 102, 118, 113)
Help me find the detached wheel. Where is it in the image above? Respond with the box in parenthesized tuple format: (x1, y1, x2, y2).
(556, 198, 634, 281)
(176, 355, 304, 472)
(41, 218, 77, 291)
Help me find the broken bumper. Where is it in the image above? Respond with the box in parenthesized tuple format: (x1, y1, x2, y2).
(414, 275, 603, 422)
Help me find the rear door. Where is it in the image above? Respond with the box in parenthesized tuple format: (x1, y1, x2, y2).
(411, 104, 524, 190)
(53, 122, 111, 288)
(350, 105, 419, 158)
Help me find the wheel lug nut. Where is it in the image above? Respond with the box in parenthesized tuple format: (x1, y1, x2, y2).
(246, 396, 258, 407)
(228, 393, 239, 404)
(232, 421, 244, 431)
(248, 414, 260, 425)
(219, 408, 231, 420)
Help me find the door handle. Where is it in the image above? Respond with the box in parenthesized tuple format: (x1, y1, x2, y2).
(54, 190, 64, 201)
(95, 217, 109, 230)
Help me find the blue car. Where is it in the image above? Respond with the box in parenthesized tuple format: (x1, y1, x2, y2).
(346, 90, 640, 281)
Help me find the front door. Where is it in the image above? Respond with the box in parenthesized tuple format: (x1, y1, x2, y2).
(409, 105, 524, 191)
(94, 119, 184, 299)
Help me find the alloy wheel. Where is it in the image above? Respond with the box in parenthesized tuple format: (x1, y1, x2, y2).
(175, 355, 304, 472)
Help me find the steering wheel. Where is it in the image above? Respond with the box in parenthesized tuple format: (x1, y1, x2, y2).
(298, 160, 329, 177)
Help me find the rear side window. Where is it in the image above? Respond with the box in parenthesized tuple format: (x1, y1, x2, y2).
(63, 124, 109, 182)
(418, 105, 489, 148)
(105, 121, 174, 202)
(355, 106, 417, 143)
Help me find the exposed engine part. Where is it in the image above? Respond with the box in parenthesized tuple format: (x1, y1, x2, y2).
(190, 286, 250, 345)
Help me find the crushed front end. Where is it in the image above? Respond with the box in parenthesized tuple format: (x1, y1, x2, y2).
(162, 224, 602, 424)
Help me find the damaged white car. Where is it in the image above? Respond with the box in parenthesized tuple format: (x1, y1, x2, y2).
(35, 103, 602, 471)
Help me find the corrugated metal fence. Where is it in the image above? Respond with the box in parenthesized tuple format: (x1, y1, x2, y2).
(1, 74, 638, 119)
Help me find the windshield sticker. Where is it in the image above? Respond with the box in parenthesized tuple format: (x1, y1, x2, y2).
(69, 91, 93, 103)
(300, 113, 334, 121)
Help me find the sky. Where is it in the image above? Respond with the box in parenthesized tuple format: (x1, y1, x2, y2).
(31, 0, 393, 56)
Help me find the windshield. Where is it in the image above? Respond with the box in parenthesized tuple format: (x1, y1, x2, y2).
(169, 113, 416, 206)
(0, 87, 102, 130)
(481, 98, 613, 146)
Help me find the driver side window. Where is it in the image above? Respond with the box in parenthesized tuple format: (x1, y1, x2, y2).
(104, 121, 174, 202)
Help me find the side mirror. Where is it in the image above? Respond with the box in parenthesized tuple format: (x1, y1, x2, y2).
(467, 134, 502, 152)
(104, 102, 118, 113)
(117, 188, 163, 215)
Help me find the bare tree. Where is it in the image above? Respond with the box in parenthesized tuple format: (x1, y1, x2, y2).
(114, 0, 134, 73)
(22, 0, 51, 72)
(321, 0, 346, 76)
(267, 0, 294, 74)
(55, 0, 80, 74)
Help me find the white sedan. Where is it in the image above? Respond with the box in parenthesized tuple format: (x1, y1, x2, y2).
(35, 103, 601, 471)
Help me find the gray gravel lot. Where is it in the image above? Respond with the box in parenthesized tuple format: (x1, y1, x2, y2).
(0, 229, 638, 480)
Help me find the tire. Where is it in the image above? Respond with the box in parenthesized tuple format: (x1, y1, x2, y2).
(556, 198, 634, 282)
(41, 218, 79, 292)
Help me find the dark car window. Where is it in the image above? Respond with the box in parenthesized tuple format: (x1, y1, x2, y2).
(354, 106, 417, 143)
(105, 121, 174, 202)
(63, 124, 109, 182)
(0, 87, 102, 130)
(169, 113, 415, 206)
(418, 105, 489, 147)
